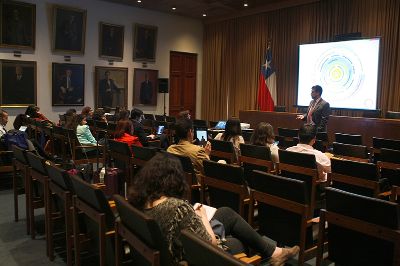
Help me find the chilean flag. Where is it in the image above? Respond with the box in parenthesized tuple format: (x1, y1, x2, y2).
(257, 47, 276, 111)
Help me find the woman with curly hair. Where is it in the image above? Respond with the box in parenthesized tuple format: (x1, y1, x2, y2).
(250, 122, 279, 163)
(128, 152, 299, 265)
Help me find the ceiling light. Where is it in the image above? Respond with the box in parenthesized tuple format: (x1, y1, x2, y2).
(172, 6, 176, 10)
(202, 13, 207, 17)
(244, 2, 248, 7)
(137, 0, 141, 3)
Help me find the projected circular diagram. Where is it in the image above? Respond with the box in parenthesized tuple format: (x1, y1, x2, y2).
(314, 46, 364, 100)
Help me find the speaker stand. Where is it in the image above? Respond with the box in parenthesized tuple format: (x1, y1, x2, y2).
(163, 92, 167, 117)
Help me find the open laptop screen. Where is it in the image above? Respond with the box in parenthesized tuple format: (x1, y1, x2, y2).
(156, 125, 165, 135)
(214, 121, 226, 130)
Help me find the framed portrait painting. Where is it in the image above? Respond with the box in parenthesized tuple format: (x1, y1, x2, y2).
(0, 1, 36, 49)
(52, 63, 85, 106)
(94, 66, 128, 109)
(0, 60, 36, 107)
(133, 68, 158, 106)
(99, 22, 124, 60)
(133, 24, 157, 62)
(52, 5, 86, 54)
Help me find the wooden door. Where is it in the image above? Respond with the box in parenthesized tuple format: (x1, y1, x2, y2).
(169, 51, 197, 117)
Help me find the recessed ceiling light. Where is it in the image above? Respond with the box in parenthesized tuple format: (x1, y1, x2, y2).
(244, 2, 248, 7)
(172, 6, 176, 10)
(202, 13, 207, 17)
(137, 0, 141, 3)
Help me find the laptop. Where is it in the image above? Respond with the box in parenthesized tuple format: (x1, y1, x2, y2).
(156, 125, 165, 135)
(213, 120, 226, 130)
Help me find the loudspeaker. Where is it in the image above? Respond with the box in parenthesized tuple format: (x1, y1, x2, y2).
(158, 78, 169, 93)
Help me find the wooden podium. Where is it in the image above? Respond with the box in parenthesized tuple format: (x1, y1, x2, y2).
(239, 110, 400, 147)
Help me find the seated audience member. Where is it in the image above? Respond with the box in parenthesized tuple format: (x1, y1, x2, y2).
(214, 118, 244, 162)
(130, 108, 149, 146)
(178, 109, 191, 120)
(92, 109, 107, 123)
(66, 108, 77, 116)
(81, 106, 93, 119)
(0, 109, 8, 138)
(286, 124, 331, 182)
(114, 120, 142, 149)
(250, 122, 279, 163)
(116, 109, 130, 122)
(129, 153, 299, 265)
(25, 105, 50, 122)
(167, 118, 211, 176)
(74, 114, 98, 148)
(13, 113, 27, 130)
(63, 108, 77, 126)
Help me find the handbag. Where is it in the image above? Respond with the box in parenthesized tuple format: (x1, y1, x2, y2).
(210, 218, 229, 252)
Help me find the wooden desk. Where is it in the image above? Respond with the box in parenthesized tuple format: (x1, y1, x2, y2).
(239, 110, 400, 147)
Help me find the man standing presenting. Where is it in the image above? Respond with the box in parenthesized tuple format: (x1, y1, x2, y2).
(297, 85, 330, 132)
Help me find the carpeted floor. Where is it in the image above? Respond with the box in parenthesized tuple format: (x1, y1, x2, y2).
(0, 188, 332, 266)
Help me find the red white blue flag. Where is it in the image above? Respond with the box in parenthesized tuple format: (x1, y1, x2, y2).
(257, 46, 276, 111)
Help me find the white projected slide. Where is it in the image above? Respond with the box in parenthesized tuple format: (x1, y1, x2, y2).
(297, 38, 380, 110)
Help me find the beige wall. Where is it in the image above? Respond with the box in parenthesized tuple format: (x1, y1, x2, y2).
(0, 0, 203, 129)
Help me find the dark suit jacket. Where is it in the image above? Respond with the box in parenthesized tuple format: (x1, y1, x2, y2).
(303, 98, 331, 132)
(132, 119, 148, 146)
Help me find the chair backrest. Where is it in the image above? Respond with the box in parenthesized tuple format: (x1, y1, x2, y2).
(239, 143, 274, 188)
(180, 229, 247, 266)
(193, 119, 208, 128)
(26, 151, 47, 175)
(144, 114, 155, 120)
(373, 136, 400, 151)
(316, 132, 328, 142)
(165, 116, 176, 123)
(378, 148, 400, 186)
(131, 146, 157, 161)
(46, 163, 74, 192)
(380, 148, 400, 164)
(278, 127, 299, 138)
(363, 109, 381, 118)
(209, 121, 218, 128)
(241, 130, 253, 143)
(11, 145, 28, 164)
(203, 160, 247, 214)
(109, 139, 132, 156)
(334, 133, 362, 145)
(95, 120, 108, 130)
(278, 149, 318, 216)
(154, 115, 165, 122)
(331, 158, 379, 197)
(332, 142, 369, 161)
(114, 195, 171, 264)
(274, 106, 286, 112)
(250, 171, 312, 247)
(324, 187, 400, 266)
(385, 111, 400, 119)
(209, 139, 235, 163)
(69, 175, 114, 229)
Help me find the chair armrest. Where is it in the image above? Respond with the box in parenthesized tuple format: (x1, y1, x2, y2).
(239, 255, 262, 265)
